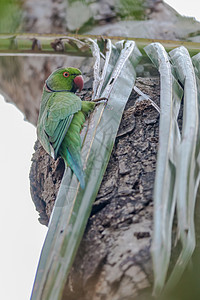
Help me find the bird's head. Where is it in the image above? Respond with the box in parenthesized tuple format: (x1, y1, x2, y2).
(45, 67, 84, 93)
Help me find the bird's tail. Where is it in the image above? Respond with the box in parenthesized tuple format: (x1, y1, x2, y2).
(60, 145, 85, 189)
(66, 149, 85, 189)
(58, 111, 87, 189)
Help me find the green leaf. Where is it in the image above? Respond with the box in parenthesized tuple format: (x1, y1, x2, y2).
(164, 46, 199, 292)
(31, 39, 141, 300)
(144, 42, 183, 296)
(145, 43, 200, 296)
(0, 0, 22, 33)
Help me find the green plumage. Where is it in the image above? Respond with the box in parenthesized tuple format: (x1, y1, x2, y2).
(37, 67, 96, 188)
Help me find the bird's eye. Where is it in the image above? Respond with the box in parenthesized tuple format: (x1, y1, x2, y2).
(63, 72, 70, 78)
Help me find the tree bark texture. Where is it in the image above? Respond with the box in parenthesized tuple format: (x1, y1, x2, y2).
(29, 77, 160, 299)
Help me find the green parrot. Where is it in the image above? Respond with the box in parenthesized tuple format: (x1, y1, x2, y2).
(37, 67, 97, 189)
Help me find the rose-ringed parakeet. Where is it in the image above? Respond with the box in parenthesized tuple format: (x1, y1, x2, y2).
(37, 67, 97, 189)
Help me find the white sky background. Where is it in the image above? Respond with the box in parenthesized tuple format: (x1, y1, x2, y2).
(0, 97, 47, 300)
(165, 0, 200, 21)
(0, 2, 200, 300)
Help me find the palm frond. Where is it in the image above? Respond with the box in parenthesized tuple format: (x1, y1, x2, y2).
(145, 43, 200, 296)
(31, 39, 141, 300)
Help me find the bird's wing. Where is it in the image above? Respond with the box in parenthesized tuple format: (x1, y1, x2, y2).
(44, 92, 82, 159)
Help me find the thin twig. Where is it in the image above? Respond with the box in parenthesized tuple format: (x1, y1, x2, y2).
(134, 85, 160, 113)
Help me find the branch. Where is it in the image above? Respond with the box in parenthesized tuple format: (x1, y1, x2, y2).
(1, 33, 200, 56)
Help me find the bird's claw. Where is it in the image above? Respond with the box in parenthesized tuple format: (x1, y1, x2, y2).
(93, 97, 108, 104)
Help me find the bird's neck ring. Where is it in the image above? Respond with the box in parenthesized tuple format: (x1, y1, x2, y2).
(45, 81, 71, 93)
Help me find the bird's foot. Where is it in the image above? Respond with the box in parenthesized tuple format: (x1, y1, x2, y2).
(93, 97, 108, 104)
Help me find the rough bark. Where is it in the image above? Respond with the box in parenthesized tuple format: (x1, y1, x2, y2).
(29, 77, 160, 299)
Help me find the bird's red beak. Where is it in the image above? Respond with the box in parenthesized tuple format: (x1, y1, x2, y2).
(73, 75, 84, 92)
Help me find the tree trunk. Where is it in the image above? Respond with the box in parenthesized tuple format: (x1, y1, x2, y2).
(0, 1, 167, 298)
(29, 77, 160, 299)
(2, 1, 200, 298)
